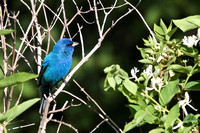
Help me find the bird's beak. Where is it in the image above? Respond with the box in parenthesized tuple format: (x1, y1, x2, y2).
(72, 42, 79, 47)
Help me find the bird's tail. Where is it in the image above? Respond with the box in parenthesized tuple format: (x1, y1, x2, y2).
(39, 86, 49, 115)
(39, 96, 47, 115)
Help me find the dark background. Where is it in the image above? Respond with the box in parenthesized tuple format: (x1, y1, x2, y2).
(1, 0, 200, 132)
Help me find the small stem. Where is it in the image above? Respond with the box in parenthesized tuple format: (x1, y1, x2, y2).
(183, 63, 198, 89)
(143, 92, 182, 123)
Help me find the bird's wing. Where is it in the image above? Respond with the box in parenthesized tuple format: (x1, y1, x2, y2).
(38, 65, 48, 87)
(38, 53, 52, 87)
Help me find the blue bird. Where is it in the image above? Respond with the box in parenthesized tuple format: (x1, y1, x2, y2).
(38, 38, 78, 114)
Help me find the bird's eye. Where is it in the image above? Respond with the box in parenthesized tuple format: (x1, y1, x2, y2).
(66, 44, 70, 47)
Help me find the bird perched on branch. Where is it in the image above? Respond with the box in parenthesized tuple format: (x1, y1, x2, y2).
(38, 38, 78, 115)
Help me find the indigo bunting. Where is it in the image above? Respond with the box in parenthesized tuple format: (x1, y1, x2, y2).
(38, 38, 78, 114)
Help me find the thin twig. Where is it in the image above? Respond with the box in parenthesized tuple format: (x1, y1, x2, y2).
(50, 119, 78, 133)
(56, 116, 63, 133)
(13, 0, 45, 68)
(15, 83, 24, 106)
(8, 123, 35, 131)
(124, 0, 157, 44)
(90, 119, 108, 133)
(77, 23, 85, 58)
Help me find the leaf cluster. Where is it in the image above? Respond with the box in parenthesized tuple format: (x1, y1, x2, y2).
(104, 16, 200, 132)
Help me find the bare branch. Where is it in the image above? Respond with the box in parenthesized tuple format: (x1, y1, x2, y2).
(50, 119, 78, 133)
(14, 0, 45, 68)
(124, 0, 157, 44)
(90, 119, 108, 133)
(77, 23, 85, 58)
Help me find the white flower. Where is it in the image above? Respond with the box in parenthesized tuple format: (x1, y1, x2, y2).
(149, 56, 155, 61)
(169, 70, 175, 77)
(182, 28, 200, 48)
(143, 65, 153, 78)
(145, 76, 163, 93)
(151, 76, 163, 91)
(130, 67, 139, 80)
(178, 92, 197, 116)
(157, 55, 164, 63)
(154, 105, 162, 111)
(197, 28, 200, 40)
(162, 53, 168, 57)
(146, 86, 154, 91)
(182, 35, 198, 48)
(173, 121, 183, 130)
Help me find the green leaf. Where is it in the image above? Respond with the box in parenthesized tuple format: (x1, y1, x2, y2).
(118, 68, 129, 78)
(180, 45, 198, 57)
(167, 64, 192, 74)
(183, 114, 198, 125)
(0, 72, 38, 89)
(123, 79, 138, 95)
(114, 75, 122, 85)
(166, 27, 177, 40)
(173, 15, 200, 32)
(123, 110, 146, 132)
(165, 104, 180, 130)
(178, 114, 198, 133)
(138, 59, 153, 64)
(136, 46, 148, 59)
(160, 19, 168, 34)
(149, 128, 165, 133)
(0, 29, 14, 35)
(154, 23, 165, 35)
(144, 105, 160, 124)
(0, 113, 7, 123)
(107, 73, 116, 90)
(159, 77, 179, 106)
(185, 81, 200, 91)
(118, 85, 136, 103)
(167, 21, 173, 32)
(178, 126, 193, 133)
(5, 98, 40, 123)
(127, 104, 142, 118)
(104, 64, 120, 73)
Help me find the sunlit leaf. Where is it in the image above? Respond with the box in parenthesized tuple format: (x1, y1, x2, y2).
(160, 19, 168, 34)
(0, 72, 38, 89)
(104, 64, 120, 73)
(166, 27, 177, 40)
(137, 46, 148, 59)
(5, 98, 40, 123)
(173, 15, 200, 32)
(167, 64, 192, 74)
(159, 77, 179, 106)
(124, 110, 146, 132)
(114, 75, 122, 85)
(138, 59, 153, 64)
(154, 23, 165, 35)
(0, 29, 14, 35)
(149, 128, 165, 133)
(0, 113, 7, 123)
(144, 105, 159, 124)
(165, 104, 180, 129)
(123, 79, 138, 95)
(107, 73, 116, 90)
